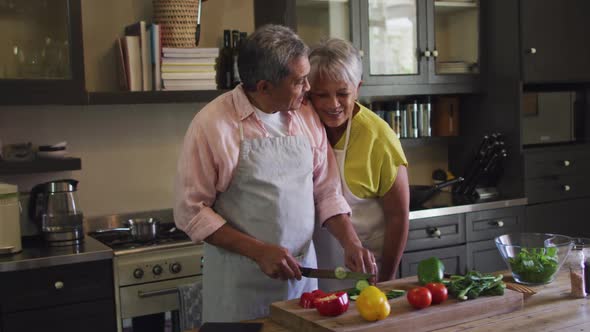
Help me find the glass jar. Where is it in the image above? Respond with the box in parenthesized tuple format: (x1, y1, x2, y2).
(570, 238, 590, 297)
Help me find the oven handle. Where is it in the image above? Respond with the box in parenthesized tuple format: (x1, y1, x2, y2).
(138, 287, 179, 298)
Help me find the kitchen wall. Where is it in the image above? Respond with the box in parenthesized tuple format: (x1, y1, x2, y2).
(0, 104, 446, 217)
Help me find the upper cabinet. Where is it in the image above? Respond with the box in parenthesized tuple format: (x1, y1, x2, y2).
(255, 0, 480, 96)
(361, 0, 480, 86)
(520, 0, 590, 84)
(0, 0, 86, 104)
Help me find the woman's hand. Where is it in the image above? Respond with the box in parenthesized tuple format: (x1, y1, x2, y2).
(253, 243, 302, 281)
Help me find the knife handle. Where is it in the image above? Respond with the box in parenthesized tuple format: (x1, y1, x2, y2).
(195, 25, 201, 46)
(300, 267, 312, 277)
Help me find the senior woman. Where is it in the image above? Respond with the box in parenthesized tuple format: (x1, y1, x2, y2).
(308, 38, 410, 290)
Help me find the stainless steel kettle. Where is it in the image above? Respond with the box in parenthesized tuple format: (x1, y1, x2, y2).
(29, 179, 84, 246)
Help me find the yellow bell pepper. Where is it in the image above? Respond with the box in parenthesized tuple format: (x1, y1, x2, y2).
(356, 286, 391, 321)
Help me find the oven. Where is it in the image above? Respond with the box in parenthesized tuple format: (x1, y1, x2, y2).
(87, 210, 203, 332)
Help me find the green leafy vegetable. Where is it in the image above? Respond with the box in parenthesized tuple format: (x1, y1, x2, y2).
(445, 271, 505, 301)
(508, 247, 559, 284)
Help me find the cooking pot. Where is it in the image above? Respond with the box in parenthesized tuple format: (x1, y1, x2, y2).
(94, 218, 160, 242)
(410, 177, 464, 209)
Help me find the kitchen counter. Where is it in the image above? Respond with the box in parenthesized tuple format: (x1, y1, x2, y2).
(409, 192, 527, 220)
(203, 270, 586, 332)
(0, 235, 112, 272)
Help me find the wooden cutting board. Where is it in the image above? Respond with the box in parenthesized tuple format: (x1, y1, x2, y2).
(270, 276, 524, 332)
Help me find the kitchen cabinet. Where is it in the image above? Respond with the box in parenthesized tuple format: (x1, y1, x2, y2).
(0, 259, 116, 332)
(526, 197, 590, 238)
(0, 0, 86, 105)
(401, 205, 525, 277)
(254, 0, 480, 96)
(360, 0, 479, 87)
(520, 0, 590, 84)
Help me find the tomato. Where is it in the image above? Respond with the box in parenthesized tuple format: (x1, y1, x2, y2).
(425, 282, 448, 305)
(314, 292, 349, 316)
(407, 287, 432, 309)
(356, 286, 391, 321)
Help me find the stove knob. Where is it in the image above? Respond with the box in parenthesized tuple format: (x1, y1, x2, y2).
(152, 265, 163, 275)
(170, 263, 182, 274)
(133, 268, 144, 279)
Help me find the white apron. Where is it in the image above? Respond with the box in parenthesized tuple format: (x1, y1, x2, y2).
(203, 119, 318, 322)
(313, 117, 385, 292)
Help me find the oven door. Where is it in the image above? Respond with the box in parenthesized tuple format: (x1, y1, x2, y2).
(119, 275, 201, 319)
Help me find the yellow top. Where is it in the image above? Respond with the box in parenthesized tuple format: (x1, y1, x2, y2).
(333, 103, 408, 198)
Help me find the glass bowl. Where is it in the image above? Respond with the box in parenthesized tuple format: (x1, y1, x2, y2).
(495, 232, 574, 285)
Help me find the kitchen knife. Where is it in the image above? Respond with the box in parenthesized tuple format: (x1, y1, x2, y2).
(195, 0, 202, 46)
(300, 267, 374, 280)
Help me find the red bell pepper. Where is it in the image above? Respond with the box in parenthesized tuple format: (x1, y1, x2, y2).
(299, 289, 327, 308)
(313, 291, 349, 317)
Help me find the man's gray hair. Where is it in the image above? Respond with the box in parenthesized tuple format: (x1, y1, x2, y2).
(238, 25, 309, 91)
(308, 38, 362, 88)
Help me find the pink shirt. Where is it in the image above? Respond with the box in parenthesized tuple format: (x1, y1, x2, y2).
(174, 85, 351, 242)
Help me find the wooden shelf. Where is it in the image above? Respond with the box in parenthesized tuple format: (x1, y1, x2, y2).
(435, 1, 477, 14)
(87, 90, 229, 105)
(0, 158, 82, 175)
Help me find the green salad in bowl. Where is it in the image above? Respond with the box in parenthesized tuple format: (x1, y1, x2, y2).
(495, 233, 573, 285)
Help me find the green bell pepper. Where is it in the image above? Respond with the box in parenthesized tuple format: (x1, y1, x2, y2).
(417, 257, 445, 285)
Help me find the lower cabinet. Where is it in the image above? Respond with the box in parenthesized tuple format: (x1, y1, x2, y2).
(526, 197, 590, 237)
(401, 205, 525, 277)
(466, 240, 506, 273)
(0, 259, 117, 332)
(400, 245, 467, 278)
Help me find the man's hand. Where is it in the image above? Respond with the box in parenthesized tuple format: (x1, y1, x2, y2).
(253, 243, 303, 281)
(343, 242, 378, 284)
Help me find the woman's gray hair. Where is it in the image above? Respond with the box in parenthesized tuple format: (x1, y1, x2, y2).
(238, 25, 309, 91)
(308, 38, 362, 88)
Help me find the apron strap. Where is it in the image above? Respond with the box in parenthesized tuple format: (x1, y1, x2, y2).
(239, 121, 244, 141)
(339, 117, 353, 175)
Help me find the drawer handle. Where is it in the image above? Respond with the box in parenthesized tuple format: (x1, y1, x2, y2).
(138, 288, 178, 298)
(54, 281, 64, 290)
(563, 185, 571, 192)
(427, 227, 441, 239)
(562, 160, 571, 167)
(490, 220, 504, 227)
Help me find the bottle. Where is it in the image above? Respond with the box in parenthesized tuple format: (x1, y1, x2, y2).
(231, 30, 241, 88)
(393, 101, 402, 138)
(419, 96, 432, 137)
(219, 30, 233, 89)
(569, 244, 586, 298)
(406, 100, 419, 138)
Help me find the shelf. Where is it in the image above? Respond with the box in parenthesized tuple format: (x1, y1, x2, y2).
(0, 158, 81, 175)
(400, 136, 453, 147)
(87, 89, 229, 105)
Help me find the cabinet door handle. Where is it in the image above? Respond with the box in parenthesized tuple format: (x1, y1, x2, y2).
(432, 49, 439, 58)
(527, 47, 537, 54)
(563, 185, 571, 192)
(490, 220, 504, 227)
(427, 227, 441, 239)
(359, 49, 365, 58)
(54, 281, 64, 290)
(422, 50, 431, 58)
(562, 160, 571, 167)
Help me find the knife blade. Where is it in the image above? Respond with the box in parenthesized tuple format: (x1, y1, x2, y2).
(300, 267, 374, 280)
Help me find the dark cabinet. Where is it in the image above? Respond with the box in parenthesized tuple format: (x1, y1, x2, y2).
(0, 260, 116, 332)
(520, 0, 590, 83)
(400, 244, 467, 278)
(466, 240, 505, 274)
(0, 0, 86, 104)
(526, 197, 590, 238)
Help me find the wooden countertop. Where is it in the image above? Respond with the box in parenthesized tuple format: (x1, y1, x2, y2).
(194, 270, 589, 331)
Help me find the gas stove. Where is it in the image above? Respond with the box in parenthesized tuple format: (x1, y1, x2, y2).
(86, 210, 203, 332)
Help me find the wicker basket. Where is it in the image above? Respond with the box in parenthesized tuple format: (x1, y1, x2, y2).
(153, 0, 200, 48)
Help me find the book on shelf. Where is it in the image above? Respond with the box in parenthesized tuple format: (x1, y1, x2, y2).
(150, 23, 162, 91)
(115, 38, 128, 91)
(162, 47, 219, 54)
(161, 71, 216, 80)
(120, 36, 142, 91)
(163, 52, 220, 58)
(162, 65, 216, 73)
(162, 57, 217, 65)
(125, 20, 153, 91)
